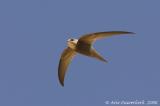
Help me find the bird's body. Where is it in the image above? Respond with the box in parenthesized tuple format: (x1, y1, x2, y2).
(67, 38, 107, 62)
(58, 31, 135, 86)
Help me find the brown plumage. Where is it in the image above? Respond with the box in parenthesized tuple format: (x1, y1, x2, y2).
(58, 31, 135, 86)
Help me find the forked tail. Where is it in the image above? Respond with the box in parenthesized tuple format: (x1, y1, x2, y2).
(90, 48, 107, 63)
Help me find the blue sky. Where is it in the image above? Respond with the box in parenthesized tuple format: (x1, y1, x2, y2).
(0, 0, 160, 106)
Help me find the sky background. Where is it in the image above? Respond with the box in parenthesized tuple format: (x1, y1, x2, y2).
(0, 0, 160, 106)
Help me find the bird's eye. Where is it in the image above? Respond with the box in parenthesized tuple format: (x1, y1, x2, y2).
(70, 39, 74, 41)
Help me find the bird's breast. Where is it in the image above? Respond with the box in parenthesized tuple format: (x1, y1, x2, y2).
(76, 42, 91, 56)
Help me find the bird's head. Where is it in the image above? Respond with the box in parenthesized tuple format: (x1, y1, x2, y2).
(67, 38, 78, 49)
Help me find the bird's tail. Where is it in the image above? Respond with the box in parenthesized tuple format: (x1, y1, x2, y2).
(90, 48, 107, 63)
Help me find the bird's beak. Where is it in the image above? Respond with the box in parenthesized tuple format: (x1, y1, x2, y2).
(67, 39, 70, 42)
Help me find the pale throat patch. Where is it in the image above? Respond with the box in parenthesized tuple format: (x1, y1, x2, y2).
(67, 39, 78, 49)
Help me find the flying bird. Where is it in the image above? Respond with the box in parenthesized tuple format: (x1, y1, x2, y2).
(58, 31, 134, 86)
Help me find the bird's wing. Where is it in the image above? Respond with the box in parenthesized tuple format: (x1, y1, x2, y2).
(78, 31, 135, 44)
(58, 47, 76, 86)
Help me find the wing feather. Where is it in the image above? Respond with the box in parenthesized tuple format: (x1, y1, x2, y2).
(78, 31, 135, 44)
(58, 47, 76, 86)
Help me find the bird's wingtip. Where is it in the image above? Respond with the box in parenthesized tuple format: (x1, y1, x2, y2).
(60, 83, 64, 87)
(59, 80, 64, 87)
(101, 58, 108, 63)
(127, 32, 136, 34)
(104, 60, 108, 63)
